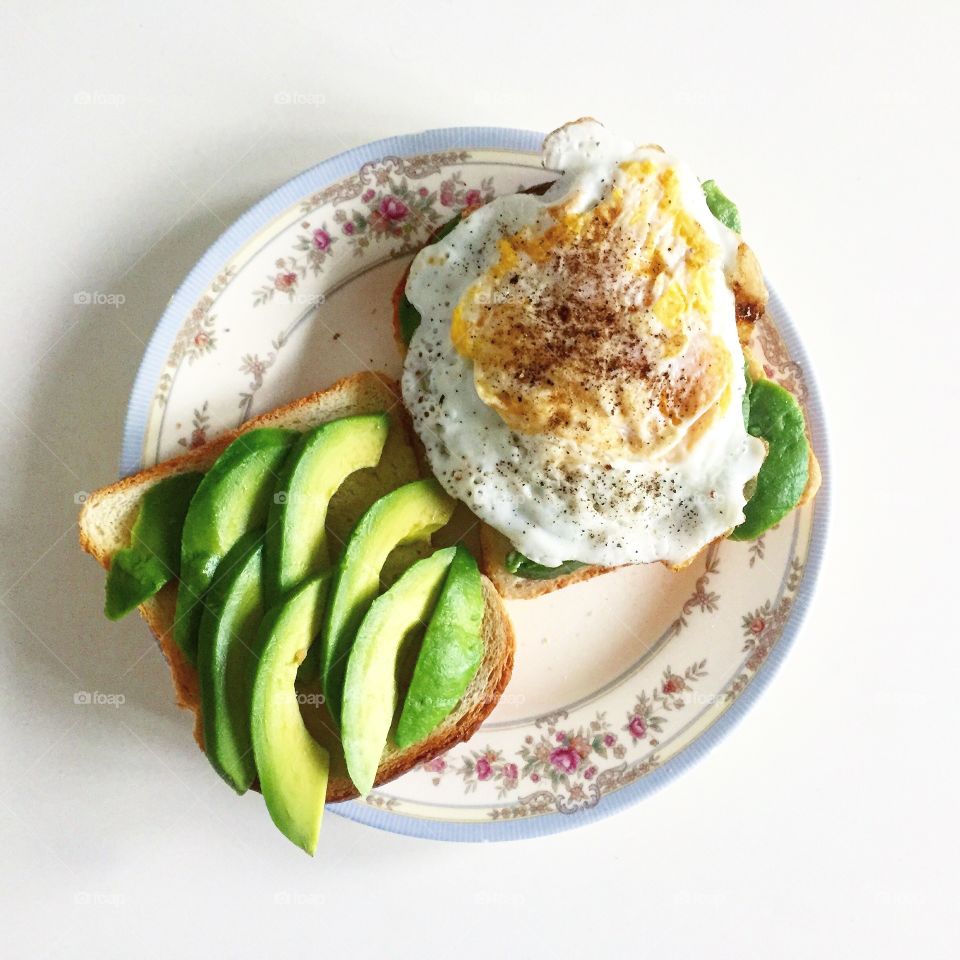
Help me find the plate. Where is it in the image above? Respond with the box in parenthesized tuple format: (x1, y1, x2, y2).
(121, 127, 830, 841)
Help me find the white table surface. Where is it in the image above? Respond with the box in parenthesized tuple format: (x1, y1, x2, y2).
(1, 1, 957, 956)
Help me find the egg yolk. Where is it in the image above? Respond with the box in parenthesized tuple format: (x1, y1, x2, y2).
(451, 158, 734, 460)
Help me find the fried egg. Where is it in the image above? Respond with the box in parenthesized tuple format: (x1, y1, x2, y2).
(401, 119, 765, 568)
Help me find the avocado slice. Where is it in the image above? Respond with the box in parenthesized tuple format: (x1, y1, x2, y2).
(251, 574, 331, 855)
(341, 547, 456, 797)
(263, 414, 390, 607)
(314, 478, 456, 723)
(104, 471, 203, 620)
(730, 378, 809, 541)
(174, 428, 295, 662)
(395, 545, 484, 748)
(197, 530, 266, 793)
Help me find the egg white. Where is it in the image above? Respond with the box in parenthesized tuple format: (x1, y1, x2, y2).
(401, 121, 765, 568)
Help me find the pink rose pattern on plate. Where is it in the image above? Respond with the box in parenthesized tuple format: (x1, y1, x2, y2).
(252, 256, 307, 307)
(446, 748, 521, 799)
(155, 268, 233, 406)
(421, 660, 710, 810)
(248, 169, 493, 308)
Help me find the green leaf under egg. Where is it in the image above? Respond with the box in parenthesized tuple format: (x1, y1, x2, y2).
(399, 212, 464, 344)
(504, 551, 587, 581)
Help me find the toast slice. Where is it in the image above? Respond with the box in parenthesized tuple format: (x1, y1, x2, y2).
(78, 371, 515, 802)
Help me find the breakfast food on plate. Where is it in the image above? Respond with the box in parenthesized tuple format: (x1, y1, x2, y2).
(80, 119, 822, 852)
(79, 373, 515, 854)
(395, 118, 820, 598)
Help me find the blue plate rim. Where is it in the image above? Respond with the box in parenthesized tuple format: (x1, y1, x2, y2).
(119, 126, 831, 843)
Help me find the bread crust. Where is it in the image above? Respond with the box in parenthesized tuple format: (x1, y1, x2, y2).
(78, 371, 515, 800)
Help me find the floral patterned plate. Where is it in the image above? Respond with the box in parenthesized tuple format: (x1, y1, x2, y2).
(121, 128, 829, 842)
